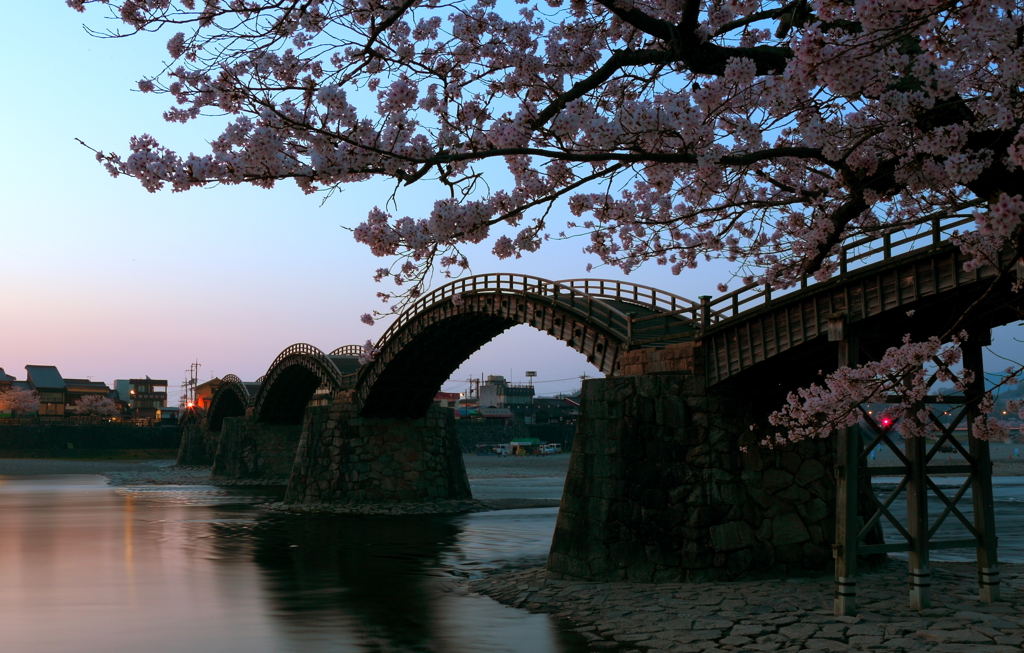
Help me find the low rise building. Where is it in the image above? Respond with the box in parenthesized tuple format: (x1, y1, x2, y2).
(25, 365, 68, 416)
(114, 377, 168, 419)
(478, 375, 535, 409)
(194, 378, 222, 410)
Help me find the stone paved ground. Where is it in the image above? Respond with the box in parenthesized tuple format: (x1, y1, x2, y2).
(468, 561, 1024, 652)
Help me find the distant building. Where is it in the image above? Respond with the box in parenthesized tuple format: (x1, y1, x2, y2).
(64, 378, 114, 406)
(478, 406, 515, 420)
(433, 391, 461, 408)
(195, 378, 222, 410)
(0, 368, 14, 398)
(22, 366, 113, 415)
(25, 365, 68, 416)
(155, 405, 180, 424)
(114, 377, 168, 419)
(532, 396, 579, 424)
(478, 375, 535, 409)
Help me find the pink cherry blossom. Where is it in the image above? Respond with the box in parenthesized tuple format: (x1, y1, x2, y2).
(68, 0, 1024, 444)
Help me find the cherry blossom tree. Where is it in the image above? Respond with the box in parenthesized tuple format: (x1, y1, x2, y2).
(68, 0, 1023, 440)
(72, 395, 121, 417)
(0, 387, 40, 415)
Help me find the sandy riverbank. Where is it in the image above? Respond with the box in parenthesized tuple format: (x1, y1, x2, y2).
(469, 561, 1024, 652)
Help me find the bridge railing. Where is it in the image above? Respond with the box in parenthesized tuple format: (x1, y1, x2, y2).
(703, 214, 976, 327)
(329, 345, 364, 357)
(258, 343, 357, 391)
(554, 279, 702, 317)
(218, 373, 256, 397)
(368, 273, 652, 357)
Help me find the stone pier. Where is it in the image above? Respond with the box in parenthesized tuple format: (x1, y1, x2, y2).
(176, 423, 219, 466)
(211, 417, 303, 481)
(283, 400, 471, 504)
(547, 343, 881, 582)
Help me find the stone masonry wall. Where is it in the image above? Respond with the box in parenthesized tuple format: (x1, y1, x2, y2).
(0, 423, 179, 450)
(547, 373, 881, 583)
(211, 416, 302, 481)
(177, 423, 219, 465)
(616, 342, 698, 376)
(284, 400, 471, 504)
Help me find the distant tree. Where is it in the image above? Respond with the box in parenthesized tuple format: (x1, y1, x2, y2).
(73, 395, 121, 417)
(0, 387, 40, 415)
(68, 0, 1023, 442)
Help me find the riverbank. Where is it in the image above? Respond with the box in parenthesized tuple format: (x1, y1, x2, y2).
(0, 458, 174, 475)
(869, 441, 1024, 477)
(468, 561, 1024, 652)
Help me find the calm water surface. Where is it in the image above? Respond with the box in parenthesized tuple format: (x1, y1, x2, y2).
(875, 477, 1024, 562)
(0, 475, 585, 653)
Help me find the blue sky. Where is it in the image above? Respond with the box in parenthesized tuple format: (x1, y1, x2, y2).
(1, 4, 1018, 403)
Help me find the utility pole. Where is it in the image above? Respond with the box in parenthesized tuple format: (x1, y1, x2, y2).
(182, 360, 201, 408)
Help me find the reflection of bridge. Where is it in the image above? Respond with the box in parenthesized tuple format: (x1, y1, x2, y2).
(184, 215, 1020, 614)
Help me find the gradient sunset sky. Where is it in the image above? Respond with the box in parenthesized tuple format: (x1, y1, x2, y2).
(2, 4, 1019, 403)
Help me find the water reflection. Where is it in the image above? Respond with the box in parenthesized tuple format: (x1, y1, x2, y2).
(248, 514, 458, 649)
(0, 475, 584, 653)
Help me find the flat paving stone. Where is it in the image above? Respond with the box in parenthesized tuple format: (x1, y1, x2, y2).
(916, 629, 993, 643)
(465, 560, 1024, 652)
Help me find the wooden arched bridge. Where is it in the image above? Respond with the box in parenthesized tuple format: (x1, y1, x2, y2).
(205, 212, 1018, 425)
(186, 213, 1020, 614)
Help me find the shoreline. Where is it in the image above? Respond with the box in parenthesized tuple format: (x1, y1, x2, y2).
(468, 561, 1024, 652)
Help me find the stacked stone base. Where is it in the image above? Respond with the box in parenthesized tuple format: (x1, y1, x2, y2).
(547, 373, 881, 583)
(284, 402, 471, 504)
(177, 423, 219, 466)
(211, 417, 302, 481)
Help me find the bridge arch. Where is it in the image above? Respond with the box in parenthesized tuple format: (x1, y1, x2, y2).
(330, 345, 365, 357)
(252, 344, 355, 424)
(354, 274, 700, 418)
(206, 374, 256, 432)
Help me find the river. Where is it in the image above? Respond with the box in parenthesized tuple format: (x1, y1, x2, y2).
(0, 473, 586, 653)
(3, 466, 1024, 652)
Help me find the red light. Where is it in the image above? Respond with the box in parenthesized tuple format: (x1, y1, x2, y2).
(881, 418, 891, 427)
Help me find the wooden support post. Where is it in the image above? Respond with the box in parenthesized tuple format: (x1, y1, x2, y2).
(831, 315, 859, 616)
(907, 425, 930, 609)
(964, 333, 1001, 602)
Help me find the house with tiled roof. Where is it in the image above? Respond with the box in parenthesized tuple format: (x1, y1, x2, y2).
(25, 365, 67, 416)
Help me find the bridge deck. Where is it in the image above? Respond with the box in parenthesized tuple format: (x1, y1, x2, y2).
(703, 241, 1016, 385)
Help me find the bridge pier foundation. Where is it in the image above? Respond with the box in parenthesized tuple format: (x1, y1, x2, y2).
(176, 423, 219, 466)
(284, 400, 471, 504)
(211, 417, 302, 481)
(548, 370, 881, 582)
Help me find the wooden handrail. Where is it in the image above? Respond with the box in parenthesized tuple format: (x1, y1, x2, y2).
(705, 214, 976, 327)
